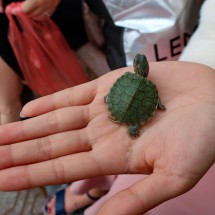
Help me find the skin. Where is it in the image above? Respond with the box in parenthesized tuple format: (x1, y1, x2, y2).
(0, 0, 61, 20)
(21, 0, 61, 20)
(0, 57, 22, 124)
(0, 61, 215, 215)
(47, 187, 108, 215)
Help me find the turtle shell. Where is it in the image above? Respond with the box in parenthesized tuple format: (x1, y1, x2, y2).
(106, 72, 159, 126)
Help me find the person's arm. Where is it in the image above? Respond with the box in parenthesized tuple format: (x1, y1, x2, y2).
(180, 0, 215, 69)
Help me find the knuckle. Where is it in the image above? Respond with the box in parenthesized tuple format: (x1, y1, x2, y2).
(67, 88, 75, 106)
(51, 158, 66, 184)
(46, 111, 60, 132)
(37, 137, 53, 160)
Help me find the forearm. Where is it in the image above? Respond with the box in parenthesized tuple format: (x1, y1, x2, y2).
(179, 0, 215, 69)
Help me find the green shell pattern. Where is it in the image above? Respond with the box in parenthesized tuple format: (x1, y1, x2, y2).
(106, 72, 159, 126)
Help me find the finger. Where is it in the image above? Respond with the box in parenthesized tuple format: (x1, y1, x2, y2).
(0, 151, 104, 191)
(21, 80, 96, 117)
(21, 0, 38, 14)
(26, 7, 53, 20)
(0, 106, 89, 145)
(0, 128, 92, 170)
(98, 173, 190, 215)
(21, 0, 52, 19)
(26, 8, 46, 19)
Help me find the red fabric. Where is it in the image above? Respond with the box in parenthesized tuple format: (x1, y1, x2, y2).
(6, 2, 88, 96)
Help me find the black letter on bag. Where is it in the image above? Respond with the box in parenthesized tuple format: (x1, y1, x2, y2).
(170, 36, 181, 57)
(154, 44, 167, 61)
(183, 32, 191, 46)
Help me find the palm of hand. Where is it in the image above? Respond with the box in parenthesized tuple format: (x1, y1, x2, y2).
(90, 62, 215, 213)
(90, 61, 215, 180)
(0, 61, 215, 214)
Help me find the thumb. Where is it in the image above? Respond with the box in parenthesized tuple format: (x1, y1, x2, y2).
(97, 173, 192, 215)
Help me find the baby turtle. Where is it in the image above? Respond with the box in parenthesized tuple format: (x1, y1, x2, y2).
(105, 54, 166, 138)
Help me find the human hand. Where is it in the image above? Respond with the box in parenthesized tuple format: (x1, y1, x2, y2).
(21, 0, 61, 20)
(0, 58, 22, 124)
(0, 61, 215, 215)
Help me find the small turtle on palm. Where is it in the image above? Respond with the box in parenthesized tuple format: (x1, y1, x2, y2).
(105, 54, 166, 138)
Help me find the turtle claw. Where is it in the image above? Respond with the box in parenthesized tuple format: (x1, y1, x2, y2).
(108, 116, 121, 124)
(104, 96, 107, 103)
(158, 97, 166, 111)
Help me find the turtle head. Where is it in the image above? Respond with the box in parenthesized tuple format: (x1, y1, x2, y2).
(133, 54, 149, 78)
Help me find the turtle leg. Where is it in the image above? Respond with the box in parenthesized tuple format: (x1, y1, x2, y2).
(157, 97, 166, 111)
(108, 116, 122, 124)
(104, 96, 107, 103)
(128, 125, 140, 138)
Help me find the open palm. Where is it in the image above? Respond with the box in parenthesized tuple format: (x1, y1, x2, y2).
(0, 61, 215, 215)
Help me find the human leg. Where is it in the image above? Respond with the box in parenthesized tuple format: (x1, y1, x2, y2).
(45, 176, 116, 215)
(0, 57, 22, 124)
(46, 186, 108, 215)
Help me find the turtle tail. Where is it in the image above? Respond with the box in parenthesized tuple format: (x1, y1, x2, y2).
(128, 125, 140, 138)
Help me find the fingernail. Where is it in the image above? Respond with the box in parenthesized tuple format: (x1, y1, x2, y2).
(20, 111, 26, 118)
